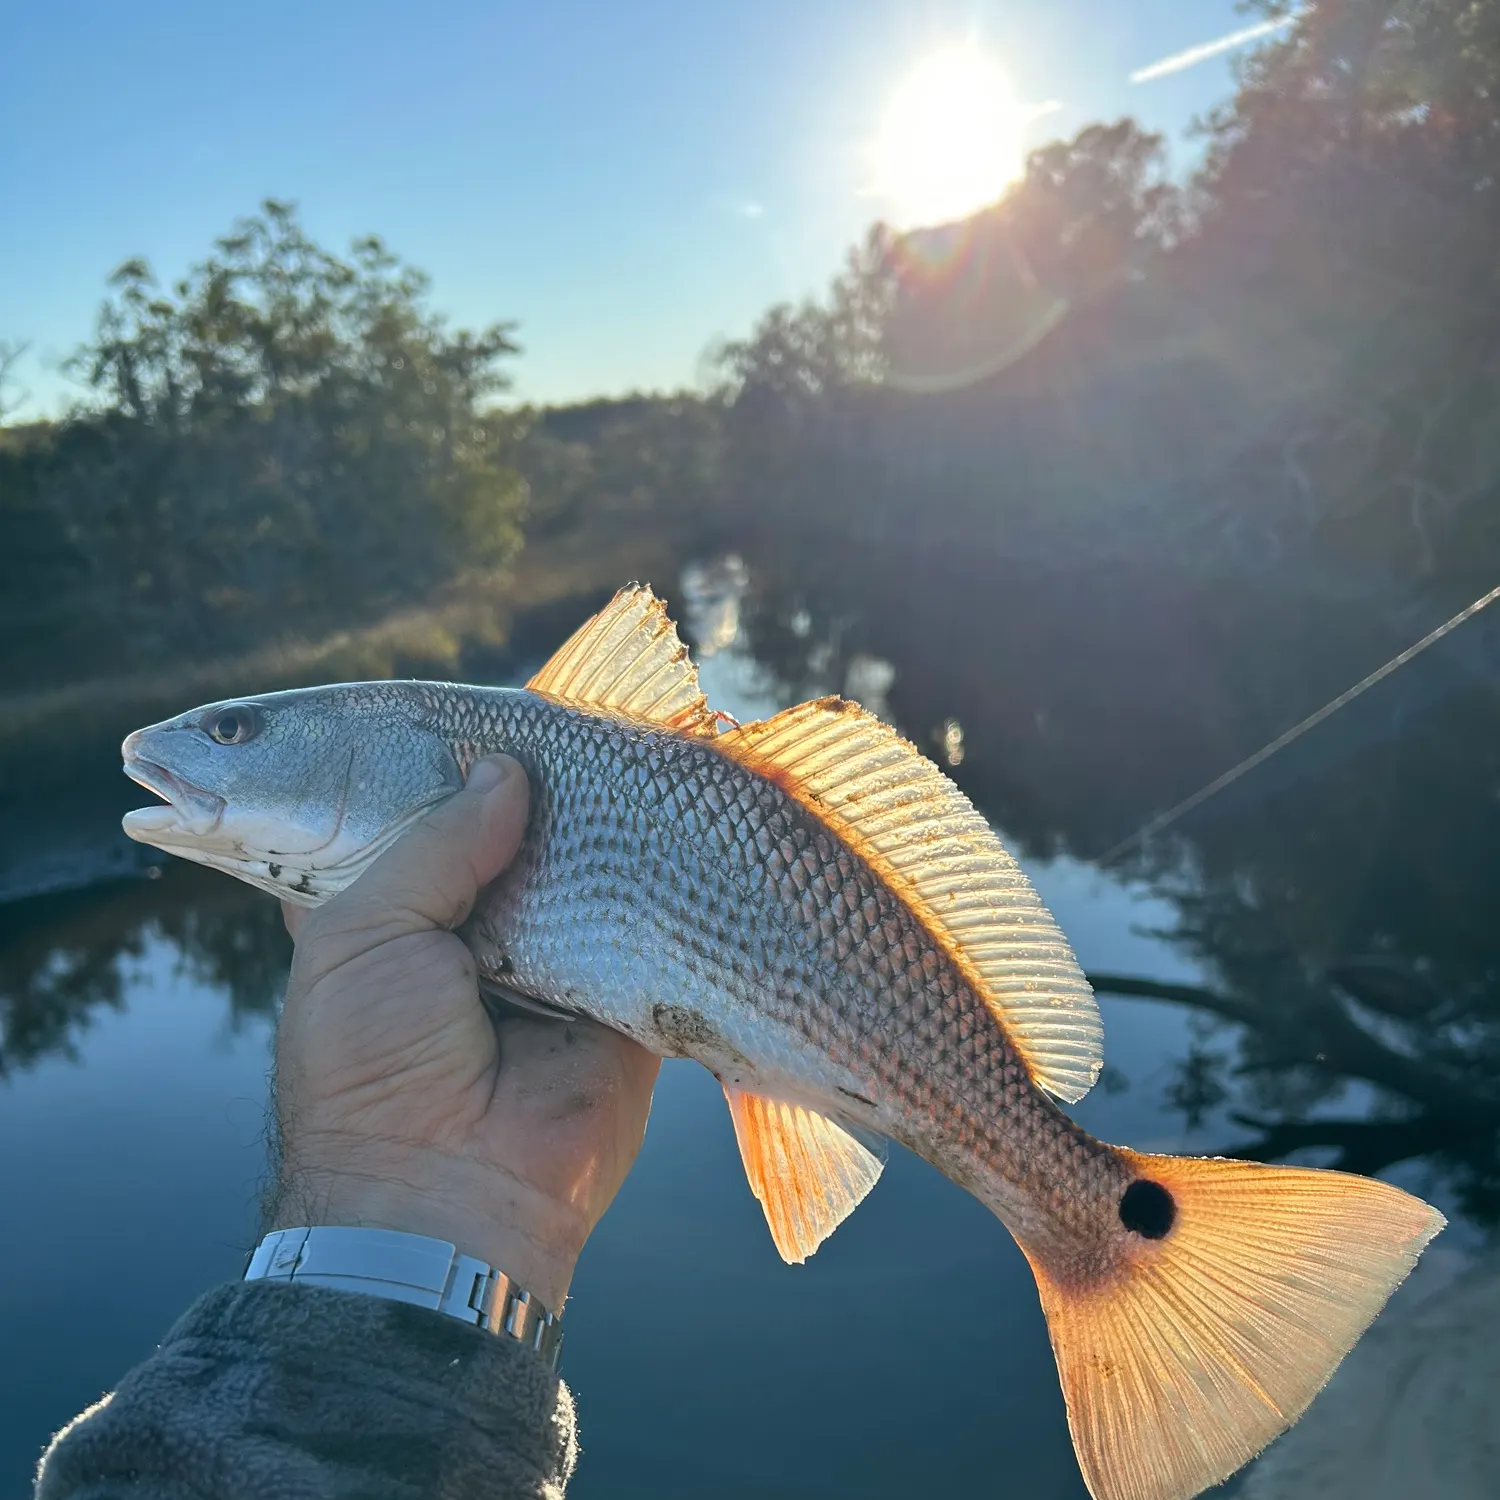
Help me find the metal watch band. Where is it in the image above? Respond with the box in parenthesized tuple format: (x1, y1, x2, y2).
(245, 1226, 563, 1369)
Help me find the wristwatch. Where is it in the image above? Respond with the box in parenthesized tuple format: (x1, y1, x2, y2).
(245, 1226, 563, 1369)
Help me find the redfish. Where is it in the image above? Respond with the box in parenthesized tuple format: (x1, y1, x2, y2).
(120, 585, 1444, 1500)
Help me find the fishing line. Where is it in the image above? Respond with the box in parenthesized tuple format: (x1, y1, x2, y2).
(1099, 580, 1500, 865)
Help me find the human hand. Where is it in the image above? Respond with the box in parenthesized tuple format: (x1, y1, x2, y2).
(269, 755, 661, 1312)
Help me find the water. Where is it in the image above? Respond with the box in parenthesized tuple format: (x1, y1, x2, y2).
(0, 558, 1494, 1497)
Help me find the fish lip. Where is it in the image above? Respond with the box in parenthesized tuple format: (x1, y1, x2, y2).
(123, 754, 227, 834)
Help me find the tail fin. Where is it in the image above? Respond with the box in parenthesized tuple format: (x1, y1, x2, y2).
(1022, 1150, 1445, 1500)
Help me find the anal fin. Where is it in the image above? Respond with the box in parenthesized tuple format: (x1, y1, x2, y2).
(725, 1087, 886, 1264)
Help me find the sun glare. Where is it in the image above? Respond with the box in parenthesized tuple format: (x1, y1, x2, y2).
(874, 46, 1029, 228)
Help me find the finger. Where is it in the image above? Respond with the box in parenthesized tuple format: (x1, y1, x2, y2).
(307, 755, 529, 950)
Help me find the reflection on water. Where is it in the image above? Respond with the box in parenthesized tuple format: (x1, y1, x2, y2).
(0, 867, 289, 1077)
(0, 926, 276, 1498)
(729, 542, 1500, 1218)
(0, 556, 1494, 1495)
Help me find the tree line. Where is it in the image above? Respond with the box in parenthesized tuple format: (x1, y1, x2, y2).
(9, 2, 1499, 702)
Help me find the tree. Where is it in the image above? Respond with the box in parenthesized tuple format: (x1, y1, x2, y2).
(518, 394, 725, 543)
(3, 201, 527, 685)
(0, 340, 27, 422)
(1202, 1, 1500, 211)
(878, 120, 1179, 390)
(717, 226, 895, 411)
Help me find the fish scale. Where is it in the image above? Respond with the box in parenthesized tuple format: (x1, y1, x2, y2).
(119, 583, 1447, 1500)
(423, 683, 1125, 1246)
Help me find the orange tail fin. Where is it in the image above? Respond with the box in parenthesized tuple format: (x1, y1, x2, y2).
(1020, 1150, 1445, 1500)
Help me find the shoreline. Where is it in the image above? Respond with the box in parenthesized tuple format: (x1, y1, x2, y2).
(0, 519, 699, 904)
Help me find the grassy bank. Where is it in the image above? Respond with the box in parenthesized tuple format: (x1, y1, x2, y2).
(2, 516, 698, 795)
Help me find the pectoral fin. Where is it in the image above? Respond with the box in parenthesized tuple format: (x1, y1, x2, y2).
(478, 980, 580, 1023)
(725, 1087, 886, 1263)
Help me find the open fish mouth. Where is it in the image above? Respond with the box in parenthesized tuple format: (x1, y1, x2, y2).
(122, 754, 227, 840)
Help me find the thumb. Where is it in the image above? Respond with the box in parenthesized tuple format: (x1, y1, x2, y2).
(301, 754, 529, 952)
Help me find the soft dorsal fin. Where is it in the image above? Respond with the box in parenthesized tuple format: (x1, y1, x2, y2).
(725, 1087, 886, 1263)
(527, 584, 717, 734)
(716, 698, 1102, 1103)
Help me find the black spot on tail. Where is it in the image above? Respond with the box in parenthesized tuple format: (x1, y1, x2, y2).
(1119, 1179, 1175, 1239)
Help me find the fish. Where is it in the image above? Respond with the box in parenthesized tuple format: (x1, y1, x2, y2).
(120, 584, 1444, 1500)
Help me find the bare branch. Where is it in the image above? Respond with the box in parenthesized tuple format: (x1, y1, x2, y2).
(1223, 1113, 1451, 1176)
(1086, 971, 1500, 1128)
(0, 339, 29, 421)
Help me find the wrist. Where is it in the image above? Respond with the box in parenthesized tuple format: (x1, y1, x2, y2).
(269, 1134, 583, 1310)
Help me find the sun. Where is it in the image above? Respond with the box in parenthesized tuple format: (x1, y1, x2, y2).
(874, 46, 1031, 228)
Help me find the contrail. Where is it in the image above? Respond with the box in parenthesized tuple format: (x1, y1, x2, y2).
(1130, 15, 1295, 85)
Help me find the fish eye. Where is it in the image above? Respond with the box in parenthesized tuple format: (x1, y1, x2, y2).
(205, 706, 258, 745)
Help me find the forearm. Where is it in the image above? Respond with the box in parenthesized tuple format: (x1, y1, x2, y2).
(35, 1280, 577, 1500)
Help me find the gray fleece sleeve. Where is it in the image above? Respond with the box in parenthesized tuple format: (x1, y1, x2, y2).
(34, 1280, 577, 1500)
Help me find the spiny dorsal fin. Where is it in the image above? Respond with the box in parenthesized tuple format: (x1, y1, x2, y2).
(716, 698, 1102, 1103)
(527, 584, 717, 734)
(725, 1087, 886, 1264)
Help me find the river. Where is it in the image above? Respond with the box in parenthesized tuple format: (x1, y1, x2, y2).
(0, 558, 1493, 1497)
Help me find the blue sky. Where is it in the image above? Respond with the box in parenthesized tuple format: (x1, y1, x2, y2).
(1, 1, 1271, 416)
